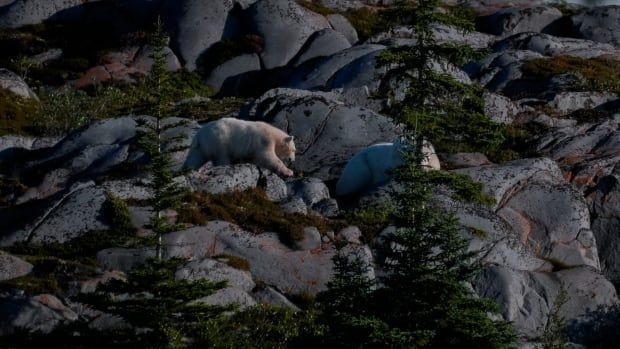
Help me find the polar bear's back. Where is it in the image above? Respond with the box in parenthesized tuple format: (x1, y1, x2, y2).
(336, 143, 401, 196)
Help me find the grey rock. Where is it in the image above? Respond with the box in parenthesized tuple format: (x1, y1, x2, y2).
(205, 54, 261, 90)
(161, 0, 237, 70)
(187, 164, 260, 194)
(262, 171, 288, 202)
(191, 287, 256, 310)
(132, 44, 182, 73)
(247, 0, 330, 69)
(492, 32, 620, 59)
(336, 226, 362, 245)
(245, 88, 401, 180)
(483, 91, 520, 124)
(176, 258, 255, 292)
(2, 183, 112, 246)
(369, 23, 494, 50)
(327, 14, 358, 44)
(163, 221, 345, 294)
(589, 174, 620, 285)
(128, 205, 152, 229)
(0, 251, 32, 281)
(96, 247, 156, 271)
(0, 293, 78, 335)
(292, 28, 351, 67)
(0, 68, 37, 99)
(0, 135, 58, 153)
(312, 198, 340, 218)
(287, 177, 330, 207)
(279, 196, 308, 214)
(252, 285, 299, 310)
(480, 6, 563, 37)
(295, 226, 322, 250)
(285, 44, 386, 90)
(547, 92, 618, 115)
(441, 152, 491, 169)
(572, 5, 620, 47)
(456, 158, 600, 269)
(536, 115, 620, 189)
(0, 0, 84, 28)
(474, 265, 618, 339)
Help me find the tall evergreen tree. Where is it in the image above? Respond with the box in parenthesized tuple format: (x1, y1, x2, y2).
(320, 1, 515, 347)
(138, 18, 186, 259)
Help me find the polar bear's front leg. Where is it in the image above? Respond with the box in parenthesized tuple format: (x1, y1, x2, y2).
(255, 152, 294, 177)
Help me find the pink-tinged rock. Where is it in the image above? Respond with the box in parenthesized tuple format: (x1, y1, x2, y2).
(75, 66, 112, 88)
(0, 251, 33, 281)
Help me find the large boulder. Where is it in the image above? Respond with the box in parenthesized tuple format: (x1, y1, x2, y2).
(0, 0, 85, 28)
(176, 258, 255, 292)
(291, 28, 351, 67)
(0, 68, 37, 99)
(478, 6, 563, 37)
(492, 32, 620, 59)
(162, 221, 372, 295)
(0, 116, 199, 204)
(205, 54, 261, 90)
(474, 265, 618, 340)
(0, 251, 33, 281)
(588, 171, 620, 287)
(536, 114, 620, 189)
(457, 158, 600, 269)
(162, 0, 240, 70)
(186, 164, 261, 194)
(0, 293, 78, 335)
(246, 0, 330, 69)
(571, 5, 620, 47)
(0, 182, 111, 246)
(241, 88, 402, 180)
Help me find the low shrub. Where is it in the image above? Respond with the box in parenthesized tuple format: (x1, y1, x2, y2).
(177, 188, 340, 247)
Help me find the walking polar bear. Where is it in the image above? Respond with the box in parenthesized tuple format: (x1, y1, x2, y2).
(184, 117, 296, 177)
(336, 139, 440, 196)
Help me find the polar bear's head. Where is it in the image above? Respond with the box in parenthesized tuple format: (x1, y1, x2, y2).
(276, 136, 296, 163)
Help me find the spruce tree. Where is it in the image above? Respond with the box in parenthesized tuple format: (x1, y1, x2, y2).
(320, 1, 515, 347)
(138, 18, 186, 259)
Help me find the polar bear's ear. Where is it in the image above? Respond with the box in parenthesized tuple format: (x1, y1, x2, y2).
(284, 136, 294, 143)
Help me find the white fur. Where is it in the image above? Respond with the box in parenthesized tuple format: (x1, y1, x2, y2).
(184, 117, 296, 177)
(335, 139, 440, 196)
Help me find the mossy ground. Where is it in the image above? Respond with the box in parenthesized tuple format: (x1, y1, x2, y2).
(521, 56, 620, 94)
(177, 188, 342, 246)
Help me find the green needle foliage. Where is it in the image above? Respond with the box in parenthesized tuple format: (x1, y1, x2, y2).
(378, 0, 505, 154)
(137, 18, 188, 258)
(320, 1, 516, 347)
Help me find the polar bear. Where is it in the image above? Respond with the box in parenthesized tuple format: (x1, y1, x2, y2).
(335, 139, 440, 196)
(184, 117, 296, 177)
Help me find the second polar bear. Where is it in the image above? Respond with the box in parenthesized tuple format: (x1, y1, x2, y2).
(184, 117, 296, 177)
(335, 139, 440, 196)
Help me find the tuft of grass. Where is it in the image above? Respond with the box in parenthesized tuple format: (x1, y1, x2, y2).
(177, 188, 341, 247)
(521, 56, 620, 94)
(0, 255, 98, 295)
(345, 205, 391, 244)
(0, 90, 40, 135)
(104, 194, 135, 234)
(214, 254, 251, 271)
(170, 96, 246, 122)
(426, 171, 495, 206)
(342, 7, 387, 42)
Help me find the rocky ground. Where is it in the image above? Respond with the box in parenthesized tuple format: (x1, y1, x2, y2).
(0, 0, 619, 347)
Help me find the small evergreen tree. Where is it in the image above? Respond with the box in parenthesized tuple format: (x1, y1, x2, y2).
(138, 18, 187, 259)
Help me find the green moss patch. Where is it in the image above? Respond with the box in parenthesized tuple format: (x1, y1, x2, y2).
(0, 255, 98, 295)
(177, 188, 341, 246)
(521, 56, 620, 94)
